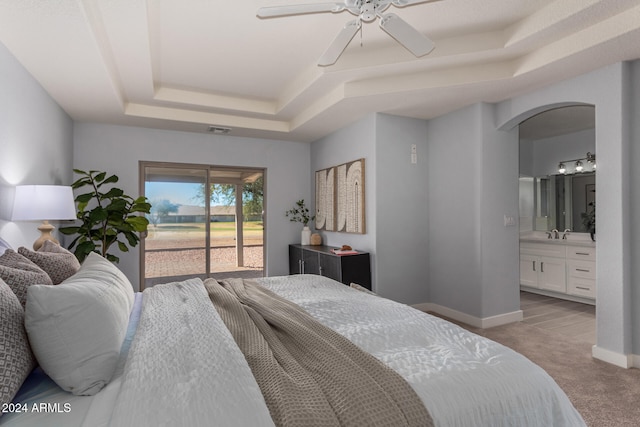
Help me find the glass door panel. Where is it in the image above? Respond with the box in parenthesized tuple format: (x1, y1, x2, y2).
(208, 168, 264, 280)
(143, 165, 208, 288)
(141, 162, 264, 288)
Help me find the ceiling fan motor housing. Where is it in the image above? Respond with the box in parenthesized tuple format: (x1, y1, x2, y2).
(361, 2, 377, 21)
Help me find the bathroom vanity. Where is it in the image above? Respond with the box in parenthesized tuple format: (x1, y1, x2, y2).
(520, 236, 596, 304)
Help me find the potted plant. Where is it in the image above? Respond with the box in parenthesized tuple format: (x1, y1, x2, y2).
(60, 169, 152, 263)
(285, 199, 315, 245)
(581, 202, 596, 241)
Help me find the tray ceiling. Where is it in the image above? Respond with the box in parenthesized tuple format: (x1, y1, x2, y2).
(1, 0, 639, 141)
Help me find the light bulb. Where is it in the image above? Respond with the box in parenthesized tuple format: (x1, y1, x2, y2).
(575, 160, 583, 172)
(558, 162, 566, 174)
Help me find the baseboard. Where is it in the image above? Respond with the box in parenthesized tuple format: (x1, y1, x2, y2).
(632, 354, 640, 368)
(411, 303, 523, 329)
(592, 345, 634, 368)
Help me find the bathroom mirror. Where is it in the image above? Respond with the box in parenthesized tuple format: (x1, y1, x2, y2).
(522, 172, 595, 232)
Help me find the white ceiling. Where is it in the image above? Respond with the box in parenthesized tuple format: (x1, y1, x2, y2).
(1, 0, 639, 142)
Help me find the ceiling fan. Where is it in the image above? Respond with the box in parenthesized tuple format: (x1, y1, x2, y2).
(257, 0, 439, 66)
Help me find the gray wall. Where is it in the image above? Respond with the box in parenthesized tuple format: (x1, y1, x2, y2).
(375, 114, 429, 303)
(427, 104, 483, 314)
(631, 60, 640, 356)
(496, 62, 634, 362)
(310, 113, 430, 304)
(310, 114, 377, 287)
(0, 42, 73, 247)
(426, 103, 520, 319)
(520, 128, 596, 177)
(73, 123, 310, 290)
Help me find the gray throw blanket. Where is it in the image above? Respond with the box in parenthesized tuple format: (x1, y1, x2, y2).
(205, 278, 433, 427)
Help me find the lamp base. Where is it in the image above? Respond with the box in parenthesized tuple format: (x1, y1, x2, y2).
(34, 220, 59, 251)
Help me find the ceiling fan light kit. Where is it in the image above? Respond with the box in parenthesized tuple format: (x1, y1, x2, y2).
(257, 0, 438, 66)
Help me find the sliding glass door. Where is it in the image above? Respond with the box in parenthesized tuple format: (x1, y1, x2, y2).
(140, 162, 264, 289)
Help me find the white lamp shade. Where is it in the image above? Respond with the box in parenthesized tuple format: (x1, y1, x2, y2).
(12, 185, 77, 221)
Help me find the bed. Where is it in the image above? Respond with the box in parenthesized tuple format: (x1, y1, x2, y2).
(0, 246, 586, 427)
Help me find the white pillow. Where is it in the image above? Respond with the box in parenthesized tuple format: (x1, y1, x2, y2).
(25, 252, 134, 395)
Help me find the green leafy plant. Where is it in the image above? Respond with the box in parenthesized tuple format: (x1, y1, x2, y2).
(285, 199, 315, 226)
(60, 169, 151, 263)
(581, 202, 596, 235)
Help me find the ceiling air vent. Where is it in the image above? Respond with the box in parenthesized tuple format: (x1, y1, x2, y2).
(207, 125, 231, 135)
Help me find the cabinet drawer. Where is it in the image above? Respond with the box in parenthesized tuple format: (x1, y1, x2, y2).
(566, 246, 596, 261)
(567, 260, 596, 280)
(568, 276, 596, 299)
(520, 242, 565, 258)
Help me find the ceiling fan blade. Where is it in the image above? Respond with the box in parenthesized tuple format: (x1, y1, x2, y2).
(379, 13, 435, 57)
(391, 0, 442, 6)
(257, 3, 345, 18)
(318, 19, 361, 66)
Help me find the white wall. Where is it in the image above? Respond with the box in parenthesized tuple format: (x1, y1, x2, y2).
(0, 41, 73, 248)
(73, 123, 310, 290)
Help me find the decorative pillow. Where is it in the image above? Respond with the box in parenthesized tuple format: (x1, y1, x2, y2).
(18, 240, 81, 285)
(0, 278, 36, 409)
(25, 252, 134, 396)
(0, 250, 53, 307)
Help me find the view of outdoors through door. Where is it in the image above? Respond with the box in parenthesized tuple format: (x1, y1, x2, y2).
(141, 162, 264, 289)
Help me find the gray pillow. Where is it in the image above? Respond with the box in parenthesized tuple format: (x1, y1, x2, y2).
(0, 250, 53, 307)
(18, 240, 80, 285)
(0, 278, 36, 409)
(25, 252, 134, 396)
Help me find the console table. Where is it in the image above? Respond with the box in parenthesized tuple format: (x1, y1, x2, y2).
(288, 244, 372, 290)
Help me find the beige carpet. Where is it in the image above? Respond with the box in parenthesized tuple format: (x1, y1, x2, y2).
(458, 320, 640, 426)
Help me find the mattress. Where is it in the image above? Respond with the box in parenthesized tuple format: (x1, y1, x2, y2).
(2, 274, 585, 426)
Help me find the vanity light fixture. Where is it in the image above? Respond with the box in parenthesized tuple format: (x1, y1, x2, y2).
(558, 162, 566, 174)
(586, 151, 596, 169)
(557, 152, 595, 174)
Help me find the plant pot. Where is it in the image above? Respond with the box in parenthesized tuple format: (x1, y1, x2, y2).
(301, 226, 311, 245)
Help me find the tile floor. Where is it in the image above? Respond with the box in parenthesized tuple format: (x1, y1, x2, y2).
(520, 291, 596, 344)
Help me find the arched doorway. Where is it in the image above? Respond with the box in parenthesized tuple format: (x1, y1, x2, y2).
(516, 104, 597, 343)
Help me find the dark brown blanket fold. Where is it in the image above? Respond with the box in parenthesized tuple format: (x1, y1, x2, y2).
(204, 277, 433, 427)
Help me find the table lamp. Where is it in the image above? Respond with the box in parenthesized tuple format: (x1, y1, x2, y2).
(11, 185, 77, 250)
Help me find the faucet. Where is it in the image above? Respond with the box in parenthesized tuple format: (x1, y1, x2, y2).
(562, 229, 571, 240)
(551, 229, 559, 239)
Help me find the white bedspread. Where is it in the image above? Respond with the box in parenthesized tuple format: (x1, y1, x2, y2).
(93, 278, 274, 427)
(11, 274, 584, 427)
(256, 275, 586, 427)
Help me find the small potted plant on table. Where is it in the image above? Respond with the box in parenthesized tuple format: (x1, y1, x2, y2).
(285, 199, 315, 245)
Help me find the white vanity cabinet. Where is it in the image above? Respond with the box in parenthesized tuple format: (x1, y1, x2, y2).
(520, 240, 596, 303)
(519, 243, 567, 293)
(566, 246, 596, 299)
